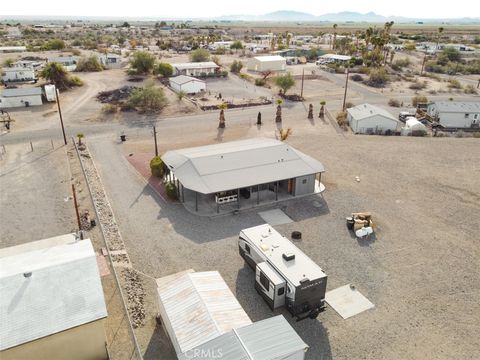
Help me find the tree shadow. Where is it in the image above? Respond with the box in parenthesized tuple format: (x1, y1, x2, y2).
(143, 321, 176, 360)
(215, 127, 225, 142)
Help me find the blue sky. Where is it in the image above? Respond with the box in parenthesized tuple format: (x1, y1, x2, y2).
(2, 0, 476, 19)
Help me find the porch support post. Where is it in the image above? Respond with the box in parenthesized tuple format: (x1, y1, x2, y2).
(237, 189, 240, 209)
(181, 184, 184, 202)
(257, 185, 260, 205)
(195, 192, 198, 212)
(275, 181, 279, 201)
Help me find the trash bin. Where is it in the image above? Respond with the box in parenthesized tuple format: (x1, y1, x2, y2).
(120, 134, 126, 142)
(346, 217, 354, 230)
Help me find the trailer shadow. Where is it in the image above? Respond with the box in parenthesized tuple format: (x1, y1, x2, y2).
(234, 264, 332, 360)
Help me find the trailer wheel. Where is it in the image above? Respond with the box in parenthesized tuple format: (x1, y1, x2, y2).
(291, 231, 302, 240)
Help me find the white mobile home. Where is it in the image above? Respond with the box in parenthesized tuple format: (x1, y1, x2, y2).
(0, 88, 43, 109)
(0, 235, 108, 360)
(1, 67, 36, 83)
(0, 46, 26, 53)
(239, 224, 328, 320)
(427, 101, 480, 129)
(247, 55, 286, 72)
(169, 75, 206, 94)
(99, 53, 122, 69)
(347, 103, 400, 134)
(171, 62, 219, 77)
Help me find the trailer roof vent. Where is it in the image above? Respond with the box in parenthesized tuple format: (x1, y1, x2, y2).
(283, 252, 295, 261)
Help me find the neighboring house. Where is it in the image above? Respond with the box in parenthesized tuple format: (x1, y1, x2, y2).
(0, 88, 43, 109)
(316, 54, 351, 65)
(247, 55, 287, 72)
(99, 53, 122, 69)
(169, 75, 206, 94)
(162, 138, 325, 214)
(48, 56, 79, 71)
(1, 67, 36, 83)
(0, 46, 26, 53)
(208, 41, 233, 51)
(0, 235, 108, 360)
(427, 101, 480, 129)
(14, 59, 45, 70)
(347, 103, 401, 134)
(157, 270, 309, 360)
(171, 62, 219, 76)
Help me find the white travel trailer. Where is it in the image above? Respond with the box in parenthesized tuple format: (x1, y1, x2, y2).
(239, 224, 327, 320)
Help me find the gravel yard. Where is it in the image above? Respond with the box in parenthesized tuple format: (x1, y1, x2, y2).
(87, 119, 479, 360)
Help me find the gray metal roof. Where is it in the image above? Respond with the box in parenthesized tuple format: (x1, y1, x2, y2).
(347, 103, 397, 121)
(429, 101, 480, 113)
(0, 235, 107, 350)
(1, 87, 42, 97)
(178, 315, 308, 360)
(172, 62, 219, 70)
(170, 75, 205, 85)
(162, 138, 325, 194)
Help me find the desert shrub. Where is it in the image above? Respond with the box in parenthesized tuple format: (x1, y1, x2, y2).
(154, 62, 173, 77)
(412, 95, 428, 107)
(230, 60, 243, 74)
(274, 73, 295, 94)
(128, 83, 168, 114)
(447, 79, 462, 89)
(365, 68, 389, 88)
(102, 104, 118, 114)
(472, 132, 480, 138)
(464, 85, 478, 94)
(345, 102, 355, 109)
(409, 81, 427, 90)
(455, 131, 465, 138)
(76, 56, 103, 72)
(71, 49, 81, 56)
(150, 156, 164, 178)
(190, 48, 210, 62)
(336, 111, 348, 128)
(388, 99, 401, 107)
(412, 129, 427, 137)
(255, 78, 266, 86)
(69, 76, 83, 87)
(394, 58, 411, 68)
(129, 51, 156, 74)
(350, 74, 364, 82)
(165, 182, 178, 200)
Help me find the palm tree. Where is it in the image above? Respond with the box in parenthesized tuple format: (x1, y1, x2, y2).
(319, 101, 326, 118)
(218, 103, 227, 128)
(332, 24, 338, 50)
(436, 27, 444, 52)
(275, 99, 283, 123)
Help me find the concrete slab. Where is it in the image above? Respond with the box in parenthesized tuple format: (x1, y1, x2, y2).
(325, 284, 374, 319)
(258, 209, 293, 225)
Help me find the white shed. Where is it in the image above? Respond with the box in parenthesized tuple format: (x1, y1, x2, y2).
(2, 67, 36, 83)
(401, 117, 427, 135)
(156, 271, 252, 356)
(347, 103, 400, 134)
(0, 88, 43, 109)
(169, 75, 206, 94)
(247, 55, 287, 72)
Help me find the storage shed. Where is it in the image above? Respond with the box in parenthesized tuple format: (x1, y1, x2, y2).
(401, 117, 427, 135)
(178, 315, 309, 360)
(162, 138, 325, 214)
(0, 234, 108, 360)
(169, 75, 206, 94)
(247, 55, 287, 72)
(157, 271, 252, 356)
(0, 87, 43, 109)
(347, 103, 400, 134)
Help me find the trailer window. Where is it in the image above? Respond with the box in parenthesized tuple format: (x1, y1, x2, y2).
(259, 272, 270, 290)
(277, 287, 285, 296)
(245, 244, 250, 254)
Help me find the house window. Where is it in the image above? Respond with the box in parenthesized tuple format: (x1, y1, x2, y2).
(302, 179, 307, 184)
(259, 272, 270, 291)
(474, 114, 478, 120)
(245, 244, 250, 254)
(465, 113, 469, 118)
(277, 287, 285, 296)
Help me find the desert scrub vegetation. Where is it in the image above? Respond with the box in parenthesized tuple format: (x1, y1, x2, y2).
(388, 99, 401, 107)
(40, 62, 83, 90)
(127, 83, 168, 114)
(365, 68, 389, 88)
(76, 56, 104, 72)
(412, 95, 428, 107)
(409, 80, 427, 90)
(150, 156, 165, 178)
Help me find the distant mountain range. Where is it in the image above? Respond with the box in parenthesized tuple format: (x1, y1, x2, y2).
(216, 10, 480, 23)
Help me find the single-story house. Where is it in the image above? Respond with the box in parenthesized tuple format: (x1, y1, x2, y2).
(169, 75, 206, 94)
(162, 138, 325, 214)
(427, 101, 480, 129)
(401, 117, 428, 135)
(247, 55, 287, 72)
(316, 54, 351, 65)
(1, 66, 36, 83)
(48, 56, 79, 71)
(0, 46, 26, 53)
(347, 103, 400, 134)
(0, 234, 108, 360)
(99, 53, 122, 69)
(172, 62, 219, 77)
(0, 87, 43, 109)
(157, 270, 308, 360)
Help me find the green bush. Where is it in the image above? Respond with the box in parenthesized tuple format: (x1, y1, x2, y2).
(76, 56, 103, 72)
(365, 68, 389, 88)
(154, 62, 173, 77)
(388, 99, 401, 107)
(189, 48, 210, 62)
(129, 51, 156, 74)
(255, 78, 266, 86)
(150, 156, 164, 178)
(447, 79, 462, 89)
(165, 182, 178, 200)
(350, 74, 364, 82)
(230, 60, 243, 74)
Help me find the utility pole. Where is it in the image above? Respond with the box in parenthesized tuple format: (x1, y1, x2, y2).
(55, 88, 67, 145)
(153, 124, 158, 156)
(342, 67, 350, 112)
(300, 68, 305, 99)
(420, 53, 428, 76)
(72, 184, 81, 231)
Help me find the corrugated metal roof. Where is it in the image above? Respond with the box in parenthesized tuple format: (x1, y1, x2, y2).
(172, 62, 219, 70)
(178, 316, 308, 360)
(430, 101, 480, 113)
(347, 103, 397, 121)
(162, 138, 325, 194)
(2, 67, 34, 72)
(170, 75, 205, 85)
(1, 87, 42, 97)
(157, 271, 252, 355)
(253, 56, 286, 62)
(0, 236, 107, 350)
